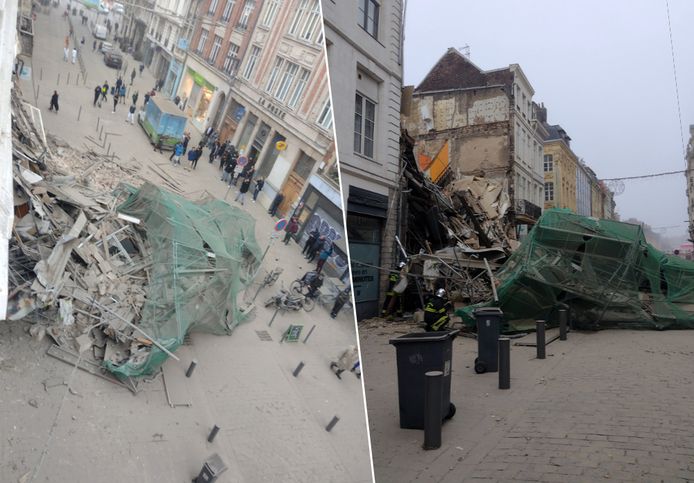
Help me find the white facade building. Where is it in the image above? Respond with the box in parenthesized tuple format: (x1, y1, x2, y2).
(322, 0, 404, 319)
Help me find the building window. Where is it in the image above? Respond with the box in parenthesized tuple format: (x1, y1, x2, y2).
(265, 56, 284, 93)
(209, 35, 222, 63)
(237, 0, 254, 30)
(288, 0, 309, 35)
(222, 43, 240, 74)
(287, 68, 310, 109)
(358, 0, 379, 38)
(274, 61, 298, 102)
(196, 29, 208, 54)
(544, 154, 553, 172)
(260, 0, 281, 28)
(242, 45, 261, 80)
(544, 182, 554, 201)
(221, 0, 235, 22)
(317, 98, 333, 130)
(293, 152, 315, 180)
(354, 93, 375, 158)
(300, 0, 321, 41)
(208, 0, 219, 15)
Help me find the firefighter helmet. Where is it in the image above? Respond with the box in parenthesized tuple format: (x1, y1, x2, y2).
(435, 288, 446, 298)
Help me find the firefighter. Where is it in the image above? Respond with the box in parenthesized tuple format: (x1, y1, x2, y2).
(424, 288, 452, 332)
(382, 261, 407, 318)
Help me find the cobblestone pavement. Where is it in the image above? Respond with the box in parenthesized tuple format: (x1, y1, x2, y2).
(359, 319, 694, 482)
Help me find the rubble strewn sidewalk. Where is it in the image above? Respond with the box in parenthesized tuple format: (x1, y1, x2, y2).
(9, 90, 261, 385)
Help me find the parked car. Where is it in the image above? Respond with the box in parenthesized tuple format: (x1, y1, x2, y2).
(100, 41, 113, 54)
(104, 52, 123, 69)
(93, 24, 107, 40)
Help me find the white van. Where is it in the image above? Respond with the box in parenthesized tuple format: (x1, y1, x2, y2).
(93, 24, 107, 40)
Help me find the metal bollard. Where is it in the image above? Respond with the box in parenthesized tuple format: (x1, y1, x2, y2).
(302, 324, 316, 344)
(77, 105, 82, 121)
(268, 307, 279, 327)
(423, 370, 443, 450)
(67, 72, 70, 85)
(325, 416, 340, 432)
(292, 361, 304, 377)
(57, 73, 60, 85)
(498, 338, 510, 390)
(185, 359, 198, 377)
(207, 425, 220, 443)
(559, 309, 568, 341)
(536, 320, 546, 360)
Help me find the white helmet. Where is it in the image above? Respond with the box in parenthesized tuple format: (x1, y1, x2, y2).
(435, 288, 446, 298)
(398, 261, 407, 269)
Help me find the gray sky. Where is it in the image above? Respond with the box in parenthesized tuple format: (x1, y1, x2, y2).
(403, 0, 694, 244)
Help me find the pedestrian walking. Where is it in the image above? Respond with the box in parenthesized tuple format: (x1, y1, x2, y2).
(93, 85, 102, 107)
(252, 177, 264, 202)
(101, 82, 109, 101)
(92, 39, 97, 51)
(182, 133, 190, 155)
(268, 193, 284, 217)
(112, 93, 119, 113)
(330, 346, 360, 380)
(115, 77, 122, 92)
(330, 287, 351, 319)
(209, 140, 220, 163)
(221, 156, 235, 183)
(130, 68, 136, 85)
(171, 142, 184, 166)
(63, 46, 69, 62)
(302, 228, 320, 256)
(139, 63, 144, 76)
(71, 47, 77, 64)
(235, 176, 252, 205)
(49, 91, 59, 112)
(143, 91, 150, 107)
(315, 239, 333, 274)
(126, 103, 136, 124)
(188, 146, 202, 169)
(119, 85, 126, 103)
(131, 91, 139, 106)
(283, 217, 299, 245)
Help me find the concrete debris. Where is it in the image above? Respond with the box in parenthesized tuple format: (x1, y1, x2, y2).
(401, 130, 513, 304)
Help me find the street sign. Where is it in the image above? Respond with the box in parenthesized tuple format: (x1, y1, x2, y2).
(276, 140, 287, 151)
(284, 325, 303, 342)
(274, 218, 288, 231)
(237, 155, 248, 167)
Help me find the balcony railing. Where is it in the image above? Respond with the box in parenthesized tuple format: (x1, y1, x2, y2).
(515, 199, 542, 222)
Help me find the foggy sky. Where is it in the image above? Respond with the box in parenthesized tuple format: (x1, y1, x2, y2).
(403, 0, 694, 244)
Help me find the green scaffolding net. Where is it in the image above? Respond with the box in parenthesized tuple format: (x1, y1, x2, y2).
(104, 183, 262, 378)
(458, 209, 694, 331)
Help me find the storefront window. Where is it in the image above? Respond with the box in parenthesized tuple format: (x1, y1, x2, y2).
(194, 88, 213, 123)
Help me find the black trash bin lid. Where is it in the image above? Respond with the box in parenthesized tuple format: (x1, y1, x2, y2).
(389, 329, 459, 345)
(473, 307, 503, 316)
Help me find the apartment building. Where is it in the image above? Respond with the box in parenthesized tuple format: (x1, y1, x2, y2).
(688, 126, 694, 242)
(401, 48, 545, 238)
(322, 0, 405, 319)
(176, 0, 261, 132)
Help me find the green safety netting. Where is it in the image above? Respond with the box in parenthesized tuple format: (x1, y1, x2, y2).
(105, 183, 262, 377)
(458, 209, 694, 331)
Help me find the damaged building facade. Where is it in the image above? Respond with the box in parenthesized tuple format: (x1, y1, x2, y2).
(401, 47, 546, 239)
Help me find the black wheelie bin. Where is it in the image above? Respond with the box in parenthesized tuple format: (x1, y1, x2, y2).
(473, 307, 503, 374)
(389, 329, 459, 429)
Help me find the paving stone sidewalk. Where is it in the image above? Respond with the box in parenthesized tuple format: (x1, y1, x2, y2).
(359, 319, 694, 482)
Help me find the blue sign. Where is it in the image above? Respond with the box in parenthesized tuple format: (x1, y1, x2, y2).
(274, 218, 288, 232)
(177, 38, 189, 51)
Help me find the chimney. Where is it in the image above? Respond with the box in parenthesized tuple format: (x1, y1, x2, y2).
(535, 102, 547, 123)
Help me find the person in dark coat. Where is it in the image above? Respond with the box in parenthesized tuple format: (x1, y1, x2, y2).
(132, 91, 139, 106)
(188, 146, 202, 169)
(252, 177, 264, 202)
(49, 91, 59, 112)
(330, 287, 351, 319)
(209, 141, 220, 163)
(93, 85, 101, 107)
(234, 176, 252, 205)
(222, 154, 236, 183)
(283, 217, 299, 245)
(306, 235, 325, 263)
(130, 68, 136, 85)
(302, 228, 320, 256)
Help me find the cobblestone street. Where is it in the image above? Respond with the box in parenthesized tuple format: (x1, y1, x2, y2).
(360, 320, 694, 482)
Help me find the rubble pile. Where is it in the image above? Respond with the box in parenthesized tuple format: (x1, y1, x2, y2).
(7, 92, 262, 389)
(401, 130, 513, 304)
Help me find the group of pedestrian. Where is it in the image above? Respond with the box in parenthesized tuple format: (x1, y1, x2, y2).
(301, 230, 333, 274)
(62, 35, 77, 64)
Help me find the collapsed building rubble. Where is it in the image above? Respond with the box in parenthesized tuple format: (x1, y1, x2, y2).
(458, 209, 694, 331)
(7, 93, 261, 389)
(400, 130, 514, 305)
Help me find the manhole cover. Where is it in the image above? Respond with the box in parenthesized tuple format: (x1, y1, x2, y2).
(255, 330, 273, 341)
